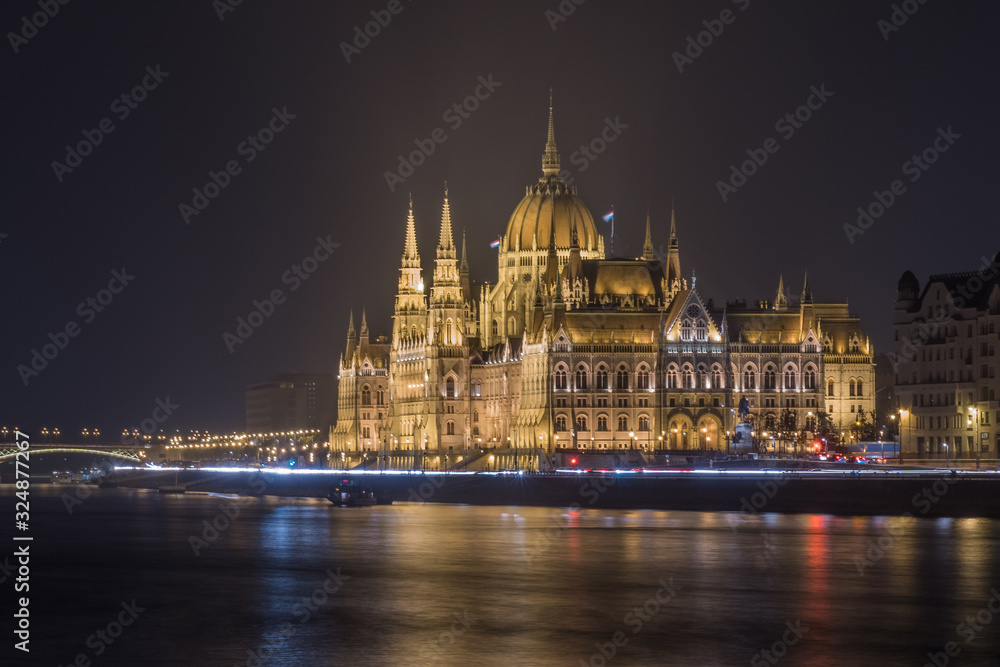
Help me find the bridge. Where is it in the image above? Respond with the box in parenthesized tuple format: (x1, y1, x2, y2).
(0, 442, 150, 464)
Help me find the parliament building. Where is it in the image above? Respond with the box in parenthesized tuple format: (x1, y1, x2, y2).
(330, 100, 875, 469)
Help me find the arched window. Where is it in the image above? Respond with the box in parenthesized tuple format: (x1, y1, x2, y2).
(507, 316, 516, 333)
(616, 368, 629, 390)
(683, 370, 694, 389)
(712, 369, 724, 389)
(849, 379, 856, 397)
(597, 415, 609, 431)
(446, 421, 455, 435)
(856, 380, 864, 397)
(376, 389, 385, 404)
(696, 320, 707, 341)
(638, 416, 650, 431)
(764, 414, 776, 430)
(555, 415, 567, 431)
(784, 370, 796, 390)
(446, 377, 455, 398)
(668, 369, 679, 389)
(804, 369, 816, 390)
(681, 319, 692, 341)
(827, 379, 835, 397)
(618, 415, 629, 431)
(473, 426, 480, 437)
(597, 367, 609, 389)
(555, 368, 568, 390)
(446, 319, 454, 344)
(576, 414, 588, 432)
(411, 325, 417, 338)
(637, 369, 650, 390)
(361, 387, 372, 405)
(576, 367, 588, 390)
(491, 319, 499, 336)
(362, 426, 370, 439)
(473, 409, 479, 422)
(764, 369, 776, 390)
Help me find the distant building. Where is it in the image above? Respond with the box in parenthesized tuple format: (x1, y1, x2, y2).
(246, 373, 335, 434)
(330, 97, 877, 468)
(892, 253, 1000, 459)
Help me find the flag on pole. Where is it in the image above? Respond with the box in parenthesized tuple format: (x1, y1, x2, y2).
(602, 211, 614, 223)
(490, 238, 501, 248)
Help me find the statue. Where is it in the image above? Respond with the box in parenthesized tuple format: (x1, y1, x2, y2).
(737, 396, 751, 422)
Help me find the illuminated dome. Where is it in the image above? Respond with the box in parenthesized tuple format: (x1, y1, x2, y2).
(503, 95, 601, 254)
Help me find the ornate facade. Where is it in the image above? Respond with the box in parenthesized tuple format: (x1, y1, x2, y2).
(331, 100, 875, 468)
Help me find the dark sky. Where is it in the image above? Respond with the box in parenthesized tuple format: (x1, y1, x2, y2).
(3, 0, 997, 437)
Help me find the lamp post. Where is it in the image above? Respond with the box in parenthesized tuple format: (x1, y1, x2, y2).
(898, 409, 908, 464)
(969, 407, 979, 470)
(943, 442, 949, 468)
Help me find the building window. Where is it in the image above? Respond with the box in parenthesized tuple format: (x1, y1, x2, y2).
(712, 369, 723, 389)
(576, 367, 588, 390)
(473, 409, 479, 422)
(744, 369, 756, 390)
(597, 367, 609, 389)
(637, 369, 650, 390)
(804, 370, 816, 390)
(616, 368, 629, 390)
(618, 415, 629, 431)
(784, 371, 796, 390)
(763, 370, 776, 390)
(638, 416, 649, 431)
(681, 319, 692, 341)
(696, 320, 707, 341)
(576, 415, 588, 432)
(555, 369, 568, 390)
(668, 370, 679, 389)
(446, 378, 455, 398)
(856, 381, 864, 397)
(446, 421, 455, 435)
(473, 427, 480, 437)
(492, 320, 498, 336)
(597, 415, 609, 431)
(556, 415, 567, 431)
(361, 388, 372, 405)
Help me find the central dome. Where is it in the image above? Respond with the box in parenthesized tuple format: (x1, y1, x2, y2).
(503, 92, 602, 254)
(505, 180, 599, 252)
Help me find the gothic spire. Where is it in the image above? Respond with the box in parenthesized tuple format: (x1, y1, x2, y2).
(437, 183, 455, 259)
(801, 270, 813, 303)
(360, 308, 369, 338)
(347, 311, 356, 338)
(669, 198, 678, 244)
(776, 272, 788, 310)
(460, 229, 469, 271)
(402, 194, 420, 268)
(541, 88, 561, 178)
(642, 206, 655, 261)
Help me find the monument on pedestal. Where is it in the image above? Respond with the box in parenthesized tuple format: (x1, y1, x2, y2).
(732, 395, 755, 455)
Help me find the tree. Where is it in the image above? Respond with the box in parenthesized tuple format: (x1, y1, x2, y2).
(777, 408, 798, 457)
(815, 411, 839, 449)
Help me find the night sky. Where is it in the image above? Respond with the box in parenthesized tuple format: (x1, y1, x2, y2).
(3, 0, 997, 437)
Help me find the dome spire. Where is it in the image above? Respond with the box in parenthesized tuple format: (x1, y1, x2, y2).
(541, 88, 561, 178)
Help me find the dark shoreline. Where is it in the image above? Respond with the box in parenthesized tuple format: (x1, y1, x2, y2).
(101, 468, 1000, 519)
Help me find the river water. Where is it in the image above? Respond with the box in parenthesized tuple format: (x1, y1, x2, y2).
(4, 485, 1000, 666)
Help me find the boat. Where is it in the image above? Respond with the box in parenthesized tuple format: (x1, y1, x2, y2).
(328, 481, 377, 507)
(50, 472, 73, 484)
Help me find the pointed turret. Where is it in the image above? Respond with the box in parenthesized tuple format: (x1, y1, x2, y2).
(801, 270, 813, 303)
(437, 183, 456, 259)
(360, 308, 369, 340)
(394, 197, 427, 340)
(545, 198, 560, 293)
(642, 207, 655, 261)
(775, 273, 788, 310)
(665, 200, 682, 291)
(459, 229, 471, 303)
(541, 88, 561, 179)
(402, 194, 421, 268)
(345, 311, 357, 359)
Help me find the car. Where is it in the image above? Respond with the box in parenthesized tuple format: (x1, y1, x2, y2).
(849, 456, 869, 464)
